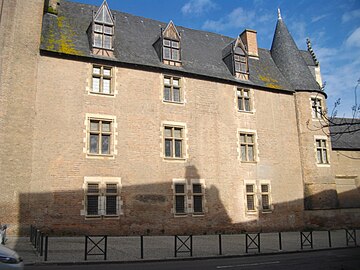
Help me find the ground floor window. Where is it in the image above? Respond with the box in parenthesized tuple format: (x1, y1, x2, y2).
(244, 180, 272, 213)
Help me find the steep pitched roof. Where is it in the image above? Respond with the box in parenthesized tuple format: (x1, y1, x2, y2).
(330, 118, 360, 150)
(270, 17, 321, 91)
(41, 1, 319, 94)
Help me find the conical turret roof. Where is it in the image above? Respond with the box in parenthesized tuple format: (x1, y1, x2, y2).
(270, 13, 320, 91)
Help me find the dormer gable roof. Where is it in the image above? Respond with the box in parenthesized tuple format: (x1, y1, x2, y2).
(162, 20, 180, 41)
(94, 0, 114, 25)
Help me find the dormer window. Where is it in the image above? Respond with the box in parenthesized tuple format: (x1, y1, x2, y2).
(163, 39, 180, 62)
(91, 0, 114, 57)
(234, 47, 247, 74)
(222, 37, 249, 80)
(153, 21, 181, 67)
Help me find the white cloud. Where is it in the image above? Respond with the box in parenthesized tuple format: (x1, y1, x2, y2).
(311, 14, 329, 23)
(202, 7, 261, 32)
(342, 9, 360, 23)
(345, 27, 360, 48)
(181, 0, 216, 16)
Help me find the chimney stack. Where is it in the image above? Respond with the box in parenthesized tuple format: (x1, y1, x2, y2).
(240, 29, 259, 58)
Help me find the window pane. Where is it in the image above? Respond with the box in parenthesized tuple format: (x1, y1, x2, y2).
(246, 184, 254, 193)
(317, 149, 322, 163)
(193, 195, 203, 213)
(173, 79, 179, 86)
(173, 88, 180, 102)
(247, 195, 255, 210)
(94, 33, 102, 47)
(102, 122, 111, 132)
(106, 184, 117, 193)
(243, 90, 249, 97)
(88, 183, 99, 193)
(94, 24, 102, 32)
(247, 135, 254, 143)
(241, 145, 246, 161)
(104, 25, 112, 34)
(163, 47, 171, 59)
(106, 196, 117, 215)
(238, 97, 244, 110)
(101, 135, 110, 154)
(174, 128, 182, 138)
(175, 140, 182, 158)
(172, 41, 179, 48)
(92, 77, 100, 92)
(240, 134, 246, 143)
(164, 87, 171, 101)
(316, 140, 321, 147)
(90, 134, 99, 153)
(172, 49, 179, 61)
(104, 35, 112, 49)
(87, 195, 98, 215)
(90, 121, 99, 131)
(165, 139, 172, 157)
(164, 127, 172, 137)
(322, 149, 328, 163)
(235, 62, 240, 72)
(103, 68, 111, 76)
(103, 79, 111, 94)
(262, 195, 270, 210)
(245, 99, 250, 111)
(175, 195, 185, 213)
(164, 77, 171, 85)
(193, 184, 202, 194)
(163, 39, 171, 46)
(175, 184, 185, 193)
(93, 67, 101, 75)
(248, 145, 254, 161)
(261, 184, 269, 193)
(240, 63, 247, 73)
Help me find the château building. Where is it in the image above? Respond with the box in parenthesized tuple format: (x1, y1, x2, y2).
(0, 0, 359, 235)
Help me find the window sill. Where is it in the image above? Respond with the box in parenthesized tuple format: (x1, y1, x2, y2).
(238, 110, 254, 114)
(174, 213, 188, 217)
(316, 163, 330, 167)
(87, 153, 114, 159)
(163, 100, 184, 105)
(89, 91, 115, 97)
(240, 160, 257, 164)
(92, 46, 114, 51)
(261, 209, 273, 214)
(164, 157, 187, 162)
(192, 213, 205, 217)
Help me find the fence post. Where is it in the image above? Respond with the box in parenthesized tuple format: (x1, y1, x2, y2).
(44, 236, 48, 262)
(84, 236, 88, 261)
(140, 236, 144, 259)
(278, 232, 282, 251)
(328, 230, 332, 248)
(218, 234, 222, 255)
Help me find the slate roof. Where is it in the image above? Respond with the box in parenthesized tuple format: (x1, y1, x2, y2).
(40, 0, 321, 94)
(330, 118, 360, 150)
(270, 17, 321, 92)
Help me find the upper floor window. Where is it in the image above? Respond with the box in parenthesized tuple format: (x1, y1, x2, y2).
(92, 0, 114, 54)
(163, 76, 182, 103)
(234, 47, 247, 74)
(92, 65, 112, 95)
(311, 97, 323, 119)
(89, 119, 112, 155)
(316, 139, 329, 164)
(237, 88, 251, 112)
(164, 125, 184, 159)
(239, 132, 256, 162)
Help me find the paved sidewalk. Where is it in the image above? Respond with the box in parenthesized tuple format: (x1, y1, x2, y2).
(5, 230, 360, 265)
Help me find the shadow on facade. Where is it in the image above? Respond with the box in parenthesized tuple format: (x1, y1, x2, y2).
(13, 165, 360, 237)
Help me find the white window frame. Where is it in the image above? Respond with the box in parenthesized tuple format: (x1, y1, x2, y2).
(238, 129, 258, 162)
(162, 121, 187, 161)
(244, 180, 272, 214)
(310, 96, 324, 119)
(91, 65, 114, 95)
(237, 88, 252, 112)
(163, 75, 183, 103)
(314, 136, 330, 166)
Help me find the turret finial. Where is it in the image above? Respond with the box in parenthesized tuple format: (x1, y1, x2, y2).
(277, 8, 282, 20)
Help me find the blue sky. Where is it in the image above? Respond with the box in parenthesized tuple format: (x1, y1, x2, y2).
(74, 0, 360, 117)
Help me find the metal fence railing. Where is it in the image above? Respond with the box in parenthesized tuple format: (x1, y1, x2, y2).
(28, 228, 359, 262)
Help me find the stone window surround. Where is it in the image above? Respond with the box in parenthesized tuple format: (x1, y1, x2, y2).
(171, 178, 206, 217)
(243, 179, 272, 215)
(84, 113, 118, 159)
(310, 95, 324, 120)
(161, 121, 188, 162)
(314, 135, 330, 166)
(237, 128, 259, 163)
(81, 176, 123, 219)
(236, 87, 255, 113)
(86, 64, 118, 97)
(162, 74, 185, 104)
